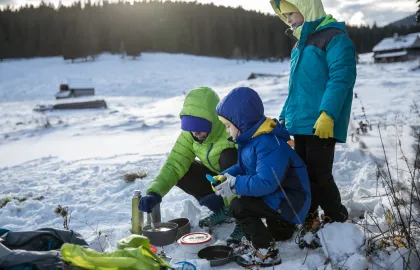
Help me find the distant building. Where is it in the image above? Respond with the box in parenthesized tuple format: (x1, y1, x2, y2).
(372, 33, 420, 63)
(56, 78, 95, 99)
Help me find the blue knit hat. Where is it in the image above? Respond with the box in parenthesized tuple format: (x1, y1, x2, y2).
(181, 115, 212, 133)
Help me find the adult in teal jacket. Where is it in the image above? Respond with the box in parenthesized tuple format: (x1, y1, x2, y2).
(270, 0, 356, 227)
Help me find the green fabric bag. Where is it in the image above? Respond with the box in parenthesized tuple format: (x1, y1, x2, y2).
(116, 234, 150, 250)
(61, 240, 172, 270)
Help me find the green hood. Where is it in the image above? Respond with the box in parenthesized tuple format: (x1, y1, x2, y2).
(179, 86, 225, 143)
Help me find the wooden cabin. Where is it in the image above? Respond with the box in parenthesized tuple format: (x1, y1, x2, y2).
(56, 78, 95, 99)
(373, 33, 420, 63)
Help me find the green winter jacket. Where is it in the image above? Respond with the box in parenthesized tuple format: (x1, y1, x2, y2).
(147, 87, 236, 197)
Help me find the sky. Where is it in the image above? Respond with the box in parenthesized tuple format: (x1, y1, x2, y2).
(0, 0, 418, 26)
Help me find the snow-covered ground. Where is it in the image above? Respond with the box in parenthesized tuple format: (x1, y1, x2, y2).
(1, 52, 420, 269)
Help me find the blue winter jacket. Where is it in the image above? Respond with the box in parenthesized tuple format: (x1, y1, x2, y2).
(217, 87, 311, 224)
(272, 0, 357, 143)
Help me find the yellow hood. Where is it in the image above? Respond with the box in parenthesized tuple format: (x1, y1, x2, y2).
(270, 0, 327, 38)
(271, 0, 326, 23)
(218, 116, 277, 139)
(252, 118, 276, 138)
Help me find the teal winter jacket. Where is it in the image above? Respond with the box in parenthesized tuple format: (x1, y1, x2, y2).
(272, 0, 357, 143)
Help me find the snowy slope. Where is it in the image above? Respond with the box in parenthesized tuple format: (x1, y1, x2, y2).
(1, 53, 420, 269)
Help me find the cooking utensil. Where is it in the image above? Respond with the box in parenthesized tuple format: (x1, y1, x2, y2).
(197, 245, 233, 267)
(142, 222, 178, 247)
(168, 218, 191, 240)
(149, 213, 156, 232)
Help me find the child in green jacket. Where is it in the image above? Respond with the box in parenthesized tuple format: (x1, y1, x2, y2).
(139, 87, 243, 242)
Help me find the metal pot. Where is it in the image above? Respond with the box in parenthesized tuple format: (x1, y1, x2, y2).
(197, 245, 233, 267)
(168, 218, 190, 240)
(142, 222, 178, 247)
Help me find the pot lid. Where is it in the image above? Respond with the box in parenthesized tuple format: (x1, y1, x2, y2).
(179, 232, 212, 245)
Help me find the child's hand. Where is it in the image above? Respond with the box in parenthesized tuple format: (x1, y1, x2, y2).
(211, 175, 227, 193)
(215, 174, 236, 198)
(138, 192, 162, 213)
(213, 175, 227, 183)
(313, 111, 334, 139)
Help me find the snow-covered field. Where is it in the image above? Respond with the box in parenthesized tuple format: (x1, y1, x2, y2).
(1, 52, 420, 269)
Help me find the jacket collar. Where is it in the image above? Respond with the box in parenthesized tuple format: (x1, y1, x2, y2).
(235, 117, 267, 146)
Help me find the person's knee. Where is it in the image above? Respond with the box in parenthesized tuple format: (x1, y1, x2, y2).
(199, 194, 224, 213)
(228, 197, 246, 219)
(219, 148, 238, 171)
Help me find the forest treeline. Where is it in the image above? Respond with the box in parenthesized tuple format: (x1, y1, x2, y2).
(1, 1, 419, 61)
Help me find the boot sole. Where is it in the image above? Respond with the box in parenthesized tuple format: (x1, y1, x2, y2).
(234, 255, 282, 268)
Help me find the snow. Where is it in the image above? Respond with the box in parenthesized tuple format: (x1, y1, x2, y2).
(0, 53, 286, 102)
(386, 248, 420, 270)
(318, 223, 365, 264)
(66, 78, 93, 89)
(375, 51, 408, 59)
(372, 32, 420, 52)
(344, 254, 369, 270)
(55, 91, 72, 98)
(1, 52, 420, 269)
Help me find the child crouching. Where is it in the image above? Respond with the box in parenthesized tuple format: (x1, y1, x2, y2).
(214, 87, 311, 267)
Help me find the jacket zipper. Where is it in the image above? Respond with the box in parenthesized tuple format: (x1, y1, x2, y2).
(206, 143, 218, 172)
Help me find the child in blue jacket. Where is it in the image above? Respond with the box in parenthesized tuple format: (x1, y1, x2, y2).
(214, 87, 310, 266)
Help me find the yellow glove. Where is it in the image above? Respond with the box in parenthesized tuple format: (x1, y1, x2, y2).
(213, 175, 227, 183)
(313, 111, 334, 139)
(211, 175, 227, 192)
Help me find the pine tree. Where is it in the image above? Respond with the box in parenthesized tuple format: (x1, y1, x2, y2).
(125, 39, 142, 60)
(62, 25, 78, 63)
(123, 3, 142, 60)
(232, 46, 242, 63)
(416, 0, 420, 24)
(119, 40, 125, 59)
(83, 1, 100, 60)
(62, 12, 88, 62)
(0, 11, 7, 61)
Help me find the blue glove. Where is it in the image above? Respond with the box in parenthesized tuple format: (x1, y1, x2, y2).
(138, 192, 162, 213)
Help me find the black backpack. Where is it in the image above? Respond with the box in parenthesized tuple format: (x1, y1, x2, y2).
(0, 228, 88, 270)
